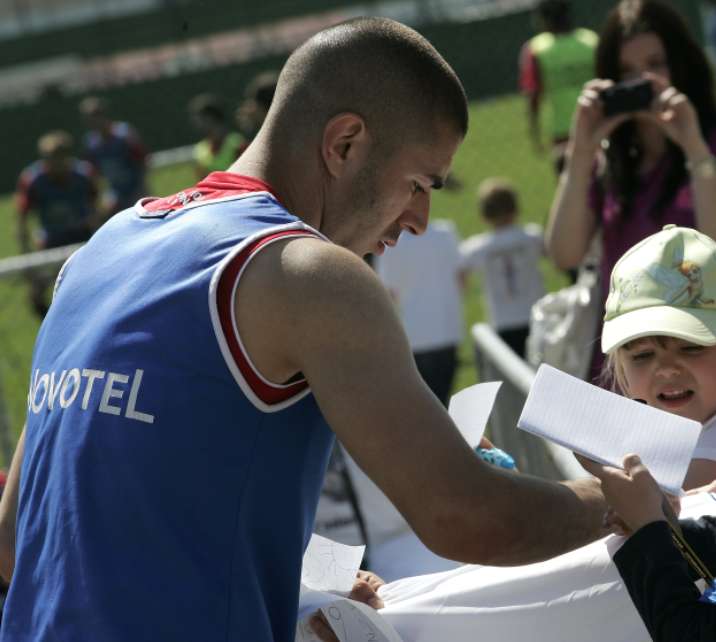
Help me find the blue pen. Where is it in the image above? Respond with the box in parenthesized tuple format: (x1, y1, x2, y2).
(475, 446, 516, 470)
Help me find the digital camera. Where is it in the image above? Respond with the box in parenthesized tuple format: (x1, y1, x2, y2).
(599, 78, 654, 117)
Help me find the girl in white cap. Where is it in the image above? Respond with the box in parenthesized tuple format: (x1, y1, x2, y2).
(601, 224, 716, 490)
(579, 224, 716, 641)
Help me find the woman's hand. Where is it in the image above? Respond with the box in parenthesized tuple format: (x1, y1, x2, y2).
(568, 79, 631, 159)
(641, 73, 709, 160)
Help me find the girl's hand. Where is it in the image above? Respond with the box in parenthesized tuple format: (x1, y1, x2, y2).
(640, 73, 708, 159)
(568, 79, 630, 159)
(308, 571, 385, 641)
(575, 454, 667, 534)
(602, 506, 632, 537)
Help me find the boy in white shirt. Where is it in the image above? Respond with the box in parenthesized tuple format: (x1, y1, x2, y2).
(461, 177, 545, 357)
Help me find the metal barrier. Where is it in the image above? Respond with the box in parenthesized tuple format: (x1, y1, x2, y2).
(471, 323, 586, 481)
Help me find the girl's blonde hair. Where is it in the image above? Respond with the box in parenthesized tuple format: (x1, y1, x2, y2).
(601, 350, 626, 394)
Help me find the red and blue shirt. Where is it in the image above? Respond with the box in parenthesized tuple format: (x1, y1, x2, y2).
(4, 173, 334, 642)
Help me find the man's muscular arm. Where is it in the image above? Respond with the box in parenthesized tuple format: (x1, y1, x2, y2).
(237, 238, 606, 565)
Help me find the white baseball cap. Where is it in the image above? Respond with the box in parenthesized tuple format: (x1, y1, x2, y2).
(602, 225, 716, 353)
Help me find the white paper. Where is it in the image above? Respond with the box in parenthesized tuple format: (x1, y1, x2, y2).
(320, 599, 404, 642)
(301, 533, 365, 594)
(296, 596, 404, 642)
(297, 584, 345, 622)
(448, 381, 502, 448)
(297, 534, 404, 642)
(517, 364, 702, 494)
(374, 493, 716, 642)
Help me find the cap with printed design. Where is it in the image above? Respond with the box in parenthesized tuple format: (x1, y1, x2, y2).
(602, 225, 716, 353)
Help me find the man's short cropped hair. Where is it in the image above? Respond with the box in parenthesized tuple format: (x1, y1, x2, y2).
(38, 130, 74, 159)
(270, 17, 468, 150)
(478, 178, 518, 219)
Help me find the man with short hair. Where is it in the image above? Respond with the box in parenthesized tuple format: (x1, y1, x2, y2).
(15, 130, 98, 317)
(80, 95, 149, 217)
(0, 18, 605, 642)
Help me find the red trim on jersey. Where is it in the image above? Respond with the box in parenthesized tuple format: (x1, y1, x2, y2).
(217, 229, 319, 405)
(16, 170, 33, 215)
(143, 172, 279, 214)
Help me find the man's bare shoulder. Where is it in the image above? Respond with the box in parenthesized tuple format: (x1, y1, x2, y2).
(236, 236, 397, 382)
(249, 236, 386, 311)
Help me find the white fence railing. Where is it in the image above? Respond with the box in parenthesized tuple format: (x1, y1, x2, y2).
(471, 323, 585, 481)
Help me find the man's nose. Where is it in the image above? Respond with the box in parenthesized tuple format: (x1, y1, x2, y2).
(400, 194, 430, 236)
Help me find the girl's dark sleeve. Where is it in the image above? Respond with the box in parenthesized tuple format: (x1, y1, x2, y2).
(613, 518, 716, 642)
(682, 516, 716, 577)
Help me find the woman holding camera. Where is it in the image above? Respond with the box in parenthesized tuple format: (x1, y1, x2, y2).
(545, 0, 716, 383)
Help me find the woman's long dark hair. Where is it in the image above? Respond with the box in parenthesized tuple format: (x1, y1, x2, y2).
(595, 0, 716, 218)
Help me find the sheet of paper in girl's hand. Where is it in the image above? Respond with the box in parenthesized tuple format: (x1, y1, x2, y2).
(297, 536, 404, 642)
(448, 382, 502, 448)
(300, 533, 365, 595)
(517, 364, 702, 495)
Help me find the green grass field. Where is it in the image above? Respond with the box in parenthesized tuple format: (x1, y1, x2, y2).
(0, 93, 568, 465)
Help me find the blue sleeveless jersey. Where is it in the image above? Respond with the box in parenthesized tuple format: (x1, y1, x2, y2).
(3, 173, 334, 642)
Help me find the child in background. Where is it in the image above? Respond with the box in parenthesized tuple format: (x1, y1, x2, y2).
(460, 177, 545, 358)
(578, 224, 716, 641)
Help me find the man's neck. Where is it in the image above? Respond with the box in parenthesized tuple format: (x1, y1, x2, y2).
(227, 133, 324, 232)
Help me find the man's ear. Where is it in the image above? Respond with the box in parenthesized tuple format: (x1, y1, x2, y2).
(321, 113, 369, 178)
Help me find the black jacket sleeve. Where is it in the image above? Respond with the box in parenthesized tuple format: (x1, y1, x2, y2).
(682, 517, 716, 579)
(612, 518, 716, 642)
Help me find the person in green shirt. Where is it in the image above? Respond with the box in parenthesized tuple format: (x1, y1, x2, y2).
(188, 93, 247, 179)
(519, 0, 598, 173)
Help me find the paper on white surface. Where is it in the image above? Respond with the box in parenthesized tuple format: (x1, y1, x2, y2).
(297, 584, 345, 622)
(297, 535, 404, 642)
(301, 533, 365, 594)
(448, 382, 502, 448)
(296, 597, 404, 642)
(375, 492, 716, 642)
(517, 364, 702, 495)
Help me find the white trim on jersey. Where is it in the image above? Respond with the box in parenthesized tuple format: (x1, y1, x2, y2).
(208, 212, 329, 414)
